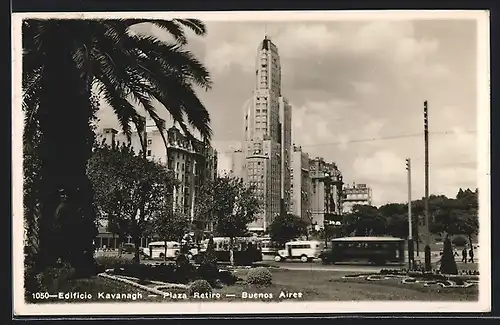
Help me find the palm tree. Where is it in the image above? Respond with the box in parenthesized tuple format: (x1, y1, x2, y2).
(22, 18, 212, 274)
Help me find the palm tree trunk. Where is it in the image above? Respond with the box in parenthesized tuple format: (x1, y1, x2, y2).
(35, 27, 96, 274)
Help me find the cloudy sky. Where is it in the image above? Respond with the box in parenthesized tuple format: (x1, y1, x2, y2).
(97, 15, 482, 206)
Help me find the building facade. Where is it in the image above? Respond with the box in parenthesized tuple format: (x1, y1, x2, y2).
(290, 145, 311, 224)
(229, 149, 245, 180)
(279, 97, 292, 214)
(101, 117, 218, 222)
(309, 157, 344, 229)
(241, 36, 292, 232)
(342, 182, 373, 214)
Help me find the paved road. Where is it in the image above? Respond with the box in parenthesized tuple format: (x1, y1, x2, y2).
(266, 257, 478, 272)
(274, 262, 386, 273)
(96, 250, 478, 271)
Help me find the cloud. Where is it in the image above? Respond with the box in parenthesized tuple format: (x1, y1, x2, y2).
(96, 18, 478, 206)
(351, 81, 377, 95)
(353, 150, 406, 181)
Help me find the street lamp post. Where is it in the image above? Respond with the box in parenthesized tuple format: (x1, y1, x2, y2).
(423, 101, 431, 271)
(406, 158, 414, 270)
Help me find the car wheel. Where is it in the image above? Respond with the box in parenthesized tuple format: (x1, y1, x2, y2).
(274, 255, 282, 262)
(300, 255, 308, 263)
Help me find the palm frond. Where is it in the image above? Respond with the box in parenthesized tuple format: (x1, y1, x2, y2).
(93, 69, 136, 140)
(126, 35, 212, 90)
(130, 53, 212, 140)
(172, 18, 207, 36)
(150, 20, 187, 45)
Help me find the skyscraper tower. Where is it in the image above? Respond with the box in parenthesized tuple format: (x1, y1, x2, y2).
(243, 36, 292, 232)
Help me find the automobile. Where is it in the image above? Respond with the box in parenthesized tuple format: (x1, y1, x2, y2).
(120, 243, 135, 254)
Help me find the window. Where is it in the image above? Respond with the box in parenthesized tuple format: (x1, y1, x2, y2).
(147, 150, 152, 156)
(147, 139, 152, 145)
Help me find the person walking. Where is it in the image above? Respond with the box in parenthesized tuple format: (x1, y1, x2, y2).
(462, 247, 468, 263)
(469, 248, 475, 263)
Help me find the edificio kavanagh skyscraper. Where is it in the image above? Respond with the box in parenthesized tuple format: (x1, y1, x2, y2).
(242, 36, 292, 232)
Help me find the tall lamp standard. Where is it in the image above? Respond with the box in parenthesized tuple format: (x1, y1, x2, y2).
(423, 101, 431, 271)
(406, 158, 414, 270)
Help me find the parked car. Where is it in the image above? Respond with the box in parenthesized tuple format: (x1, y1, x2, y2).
(120, 243, 135, 254)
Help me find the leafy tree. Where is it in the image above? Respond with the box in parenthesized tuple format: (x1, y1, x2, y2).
(269, 213, 308, 247)
(87, 142, 177, 262)
(385, 214, 409, 239)
(195, 176, 261, 265)
(22, 18, 212, 272)
(379, 203, 410, 239)
(342, 205, 387, 236)
(150, 207, 190, 261)
(106, 214, 130, 256)
(428, 190, 478, 251)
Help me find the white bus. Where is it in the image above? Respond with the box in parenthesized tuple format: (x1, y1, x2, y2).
(275, 240, 325, 263)
(142, 241, 182, 260)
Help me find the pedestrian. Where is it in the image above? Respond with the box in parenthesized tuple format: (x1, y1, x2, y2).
(469, 248, 474, 263)
(462, 247, 467, 263)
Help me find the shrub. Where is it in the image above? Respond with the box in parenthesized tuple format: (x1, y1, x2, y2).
(95, 255, 135, 270)
(198, 262, 219, 285)
(440, 236, 458, 275)
(187, 279, 212, 297)
(24, 253, 41, 302)
(203, 237, 217, 265)
(247, 267, 272, 286)
(175, 254, 195, 283)
(34, 261, 76, 294)
(218, 269, 239, 285)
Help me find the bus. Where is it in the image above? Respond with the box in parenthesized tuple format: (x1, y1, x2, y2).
(142, 241, 198, 260)
(260, 237, 281, 257)
(275, 240, 325, 263)
(195, 237, 263, 265)
(319, 236, 405, 265)
(142, 241, 181, 260)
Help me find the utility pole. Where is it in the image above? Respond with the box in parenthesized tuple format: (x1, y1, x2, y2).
(406, 158, 414, 270)
(423, 101, 431, 271)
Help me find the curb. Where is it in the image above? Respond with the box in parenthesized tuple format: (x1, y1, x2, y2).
(98, 273, 188, 297)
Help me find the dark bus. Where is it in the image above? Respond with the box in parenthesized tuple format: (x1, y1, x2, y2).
(194, 237, 263, 265)
(319, 236, 405, 265)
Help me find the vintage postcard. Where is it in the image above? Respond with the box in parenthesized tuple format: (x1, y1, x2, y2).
(12, 10, 490, 316)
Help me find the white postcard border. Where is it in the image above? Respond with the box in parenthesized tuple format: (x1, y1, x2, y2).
(12, 10, 491, 316)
